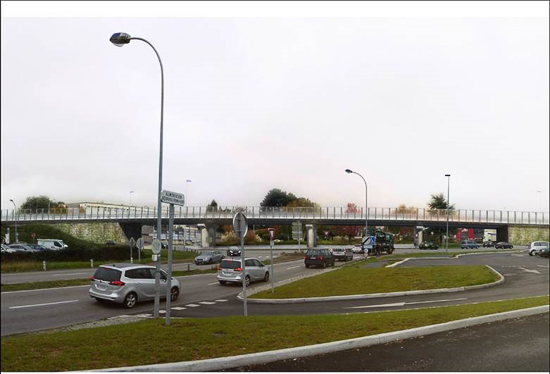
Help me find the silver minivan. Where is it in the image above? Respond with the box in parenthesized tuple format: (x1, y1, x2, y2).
(217, 258, 269, 286)
(89, 264, 180, 308)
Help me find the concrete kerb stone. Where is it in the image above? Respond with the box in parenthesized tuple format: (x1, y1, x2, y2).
(242, 264, 506, 304)
(96, 305, 549, 372)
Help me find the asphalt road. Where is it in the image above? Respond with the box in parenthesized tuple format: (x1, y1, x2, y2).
(227, 313, 550, 372)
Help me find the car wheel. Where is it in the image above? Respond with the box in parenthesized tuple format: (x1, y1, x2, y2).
(264, 272, 270, 282)
(244, 276, 251, 287)
(219, 280, 226, 285)
(529, 250, 535, 256)
(322, 262, 327, 269)
(170, 287, 179, 301)
(305, 264, 309, 268)
(123, 292, 137, 309)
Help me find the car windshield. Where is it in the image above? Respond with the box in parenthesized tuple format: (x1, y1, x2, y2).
(306, 249, 323, 256)
(92, 267, 122, 282)
(201, 252, 214, 256)
(220, 259, 241, 269)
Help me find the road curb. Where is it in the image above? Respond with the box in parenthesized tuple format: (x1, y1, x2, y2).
(242, 264, 505, 304)
(96, 305, 549, 372)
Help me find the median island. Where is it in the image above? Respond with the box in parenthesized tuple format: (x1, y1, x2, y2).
(251, 265, 500, 299)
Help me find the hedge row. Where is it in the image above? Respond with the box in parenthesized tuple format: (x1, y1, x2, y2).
(1, 245, 141, 262)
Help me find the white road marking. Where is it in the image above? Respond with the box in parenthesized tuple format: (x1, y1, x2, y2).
(185, 304, 200, 307)
(502, 274, 517, 276)
(346, 298, 468, 310)
(2, 285, 90, 294)
(9, 299, 79, 309)
(519, 267, 541, 274)
(199, 301, 216, 305)
(215, 299, 228, 302)
(53, 272, 88, 277)
(208, 282, 219, 286)
(171, 307, 186, 310)
(159, 310, 166, 313)
(386, 258, 410, 268)
(286, 266, 301, 270)
(537, 265, 549, 269)
(511, 254, 525, 257)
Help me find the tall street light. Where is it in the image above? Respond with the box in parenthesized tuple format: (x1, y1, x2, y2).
(186, 180, 192, 206)
(110, 32, 165, 317)
(129, 190, 134, 206)
(9, 199, 18, 243)
(445, 174, 451, 252)
(537, 190, 542, 213)
(345, 169, 368, 252)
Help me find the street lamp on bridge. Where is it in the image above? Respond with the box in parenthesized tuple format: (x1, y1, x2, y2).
(445, 174, 451, 252)
(345, 169, 368, 252)
(9, 199, 18, 243)
(110, 32, 165, 318)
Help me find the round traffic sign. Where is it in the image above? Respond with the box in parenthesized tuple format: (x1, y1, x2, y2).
(136, 238, 145, 250)
(232, 212, 248, 238)
(152, 239, 162, 254)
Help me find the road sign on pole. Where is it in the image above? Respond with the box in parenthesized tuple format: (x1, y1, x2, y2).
(129, 237, 136, 263)
(160, 190, 185, 206)
(268, 228, 275, 293)
(136, 238, 144, 262)
(233, 212, 248, 316)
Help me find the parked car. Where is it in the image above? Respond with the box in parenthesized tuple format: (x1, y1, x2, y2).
(8, 243, 41, 252)
(539, 246, 549, 258)
(304, 249, 335, 268)
(226, 246, 242, 257)
(483, 241, 496, 248)
(352, 244, 364, 254)
(105, 240, 117, 246)
(217, 258, 269, 286)
(37, 239, 68, 251)
(195, 250, 224, 265)
(527, 241, 549, 256)
(1, 244, 16, 253)
(419, 241, 439, 250)
(332, 247, 354, 261)
(26, 244, 48, 251)
(461, 240, 480, 249)
(89, 264, 180, 308)
(495, 242, 513, 249)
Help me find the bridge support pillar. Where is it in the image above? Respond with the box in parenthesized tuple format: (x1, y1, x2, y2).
(415, 226, 424, 247)
(306, 224, 317, 248)
(119, 222, 142, 242)
(198, 224, 218, 248)
(497, 226, 509, 243)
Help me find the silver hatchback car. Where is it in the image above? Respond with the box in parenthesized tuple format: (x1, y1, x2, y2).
(217, 258, 269, 286)
(89, 264, 180, 308)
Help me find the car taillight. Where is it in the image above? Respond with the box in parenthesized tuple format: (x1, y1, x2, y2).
(109, 280, 125, 286)
(217, 266, 222, 270)
(235, 267, 242, 272)
(304, 256, 307, 259)
(319, 256, 324, 260)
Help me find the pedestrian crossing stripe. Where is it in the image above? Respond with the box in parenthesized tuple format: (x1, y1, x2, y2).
(171, 307, 186, 310)
(185, 304, 200, 307)
(215, 299, 228, 302)
(199, 301, 216, 305)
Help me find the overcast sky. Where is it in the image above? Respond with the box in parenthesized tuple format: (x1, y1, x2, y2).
(1, 2, 548, 213)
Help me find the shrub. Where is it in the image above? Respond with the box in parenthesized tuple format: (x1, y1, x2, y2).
(1, 245, 140, 262)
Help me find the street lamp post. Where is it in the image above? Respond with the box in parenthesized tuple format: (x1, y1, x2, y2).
(110, 32, 165, 318)
(186, 180, 192, 206)
(445, 174, 451, 252)
(9, 199, 18, 243)
(129, 190, 134, 206)
(345, 169, 368, 254)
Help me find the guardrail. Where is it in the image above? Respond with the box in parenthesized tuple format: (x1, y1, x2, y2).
(0, 206, 548, 225)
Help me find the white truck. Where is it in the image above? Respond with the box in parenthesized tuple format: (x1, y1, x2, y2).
(37, 239, 68, 251)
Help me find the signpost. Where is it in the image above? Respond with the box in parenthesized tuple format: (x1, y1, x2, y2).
(136, 238, 144, 262)
(160, 189, 185, 326)
(128, 237, 136, 263)
(292, 221, 303, 252)
(233, 212, 248, 316)
(268, 228, 275, 293)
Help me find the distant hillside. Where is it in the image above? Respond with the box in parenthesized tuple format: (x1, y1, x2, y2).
(1, 224, 98, 249)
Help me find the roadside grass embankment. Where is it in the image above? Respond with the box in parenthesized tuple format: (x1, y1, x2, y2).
(251, 264, 499, 299)
(1, 296, 547, 372)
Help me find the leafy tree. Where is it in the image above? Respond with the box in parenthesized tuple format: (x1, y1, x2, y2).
(396, 204, 417, 214)
(20, 196, 55, 211)
(285, 198, 319, 208)
(428, 193, 455, 211)
(346, 203, 360, 213)
(260, 188, 297, 207)
(334, 225, 362, 243)
(206, 199, 218, 212)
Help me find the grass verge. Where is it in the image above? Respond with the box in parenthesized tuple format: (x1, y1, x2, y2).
(1, 296, 547, 372)
(252, 265, 499, 299)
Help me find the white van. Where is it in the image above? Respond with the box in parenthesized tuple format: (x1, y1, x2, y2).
(37, 239, 68, 251)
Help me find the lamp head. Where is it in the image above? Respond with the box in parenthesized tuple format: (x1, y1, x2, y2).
(445, 174, 451, 177)
(9, 199, 14, 203)
(345, 169, 353, 174)
(110, 32, 132, 47)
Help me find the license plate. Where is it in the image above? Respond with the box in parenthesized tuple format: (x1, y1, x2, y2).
(96, 284, 106, 291)
(310, 257, 316, 259)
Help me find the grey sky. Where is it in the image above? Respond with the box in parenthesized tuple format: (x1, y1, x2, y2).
(1, 5, 548, 213)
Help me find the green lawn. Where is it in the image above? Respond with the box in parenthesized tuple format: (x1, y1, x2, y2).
(1, 296, 547, 372)
(252, 265, 499, 299)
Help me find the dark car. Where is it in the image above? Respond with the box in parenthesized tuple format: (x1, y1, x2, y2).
(539, 246, 549, 258)
(495, 242, 513, 249)
(226, 246, 242, 257)
(304, 249, 335, 268)
(483, 241, 495, 248)
(419, 241, 438, 250)
(332, 247, 354, 261)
